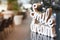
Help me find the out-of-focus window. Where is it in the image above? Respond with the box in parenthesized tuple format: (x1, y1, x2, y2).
(1, 0, 7, 4)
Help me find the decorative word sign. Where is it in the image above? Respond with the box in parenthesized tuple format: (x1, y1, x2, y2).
(30, 3, 56, 38)
(31, 32, 55, 40)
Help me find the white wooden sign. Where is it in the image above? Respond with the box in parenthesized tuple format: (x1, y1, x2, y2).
(30, 3, 56, 38)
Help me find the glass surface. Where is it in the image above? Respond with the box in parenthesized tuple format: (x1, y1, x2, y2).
(30, 32, 56, 40)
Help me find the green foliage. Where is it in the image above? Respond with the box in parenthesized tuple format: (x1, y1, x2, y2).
(8, 0, 16, 3)
(12, 1, 19, 10)
(8, 0, 19, 10)
(0, 0, 1, 4)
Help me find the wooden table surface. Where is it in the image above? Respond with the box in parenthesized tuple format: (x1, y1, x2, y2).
(3, 12, 58, 40)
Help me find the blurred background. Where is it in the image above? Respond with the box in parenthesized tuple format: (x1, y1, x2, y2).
(0, 0, 60, 40)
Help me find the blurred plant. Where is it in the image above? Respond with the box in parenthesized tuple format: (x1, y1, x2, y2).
(7, 0, 27, 19)
(7, 0, 19, 10)
(0, 0, 1, 4)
